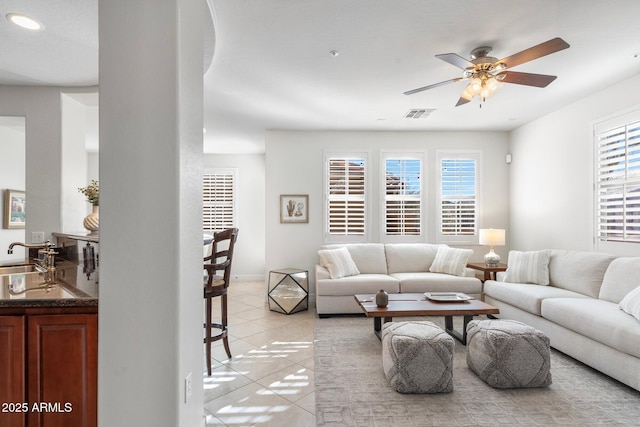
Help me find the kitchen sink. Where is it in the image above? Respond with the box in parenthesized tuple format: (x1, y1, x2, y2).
(0, 264, 39, 275)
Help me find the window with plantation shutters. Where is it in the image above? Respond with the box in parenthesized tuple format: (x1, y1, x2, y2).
(595, 110, 640, 244)
(325, 155, 367, 242)
(383, 155, 423, 240)
(436, 151, 480, 243)
(203, 169, 236, 232)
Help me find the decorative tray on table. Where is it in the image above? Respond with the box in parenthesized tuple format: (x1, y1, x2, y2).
(424, 292, 472, 302)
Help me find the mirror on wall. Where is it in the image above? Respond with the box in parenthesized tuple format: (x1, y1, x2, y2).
(0, 116, 26, 262)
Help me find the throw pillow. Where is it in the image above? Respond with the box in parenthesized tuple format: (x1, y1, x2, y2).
(318, 247, 360, 279)
(429, 246, 473, 277)
(504, 250, 551, 285)
(619, 285, 640, 322)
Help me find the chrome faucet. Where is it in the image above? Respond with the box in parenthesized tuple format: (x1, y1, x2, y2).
(8, 240, 58, 272)
(8, 239, 52, 254)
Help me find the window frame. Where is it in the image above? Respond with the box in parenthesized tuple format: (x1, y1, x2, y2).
(379, 150, 425, 243)
(202, 168, 237, 233)
(594, 108, 640, 249)
(435, 150, 482, 244)
(323, 151, 369, 243)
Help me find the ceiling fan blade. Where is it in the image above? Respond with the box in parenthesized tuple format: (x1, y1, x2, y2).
(435, 53, 475, 70)
(497, 37, 570, 70)
(498, 71, 557, 87)
(455, 96, 471, 107)
(403, 78, 462, 95)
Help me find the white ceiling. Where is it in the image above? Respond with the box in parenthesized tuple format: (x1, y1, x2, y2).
(1, 1, 640, 154)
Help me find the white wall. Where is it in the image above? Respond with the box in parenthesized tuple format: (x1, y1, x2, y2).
(87, 152, 99, 182)
(0, 122, 26, 262)
(510, 72, 640, 256)
(0, 86, 98, 244)
(203, 153, 265, 280)
(99, 0, 204, 425)
(265, 130, 510, 299)
(0, 86, 65, 242)
(61, 94, 90, 231)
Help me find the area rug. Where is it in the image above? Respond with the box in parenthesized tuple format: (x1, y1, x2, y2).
(315, 315, 640, 426)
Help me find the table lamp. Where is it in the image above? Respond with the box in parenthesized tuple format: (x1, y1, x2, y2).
(479, 228, 505, 267)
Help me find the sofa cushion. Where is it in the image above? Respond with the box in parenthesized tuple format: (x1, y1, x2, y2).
(391, 272, 482, 294)
(541, 297, 640, 359)
(548, 250, 615, 298)
(599, 257, 640, 304)
(385, 243, 441, 274)
(321, 243, 388, 274)
(429, 246, 473, 277)
(483, 280, 589, 316)
(503, 250, 550, 285)
(318, 247, 360, 279)
(619, 285, 640, 322)
(316, 274, 400, 296)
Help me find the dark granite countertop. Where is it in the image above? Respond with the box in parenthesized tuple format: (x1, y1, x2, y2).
(0, 259, 98, 308)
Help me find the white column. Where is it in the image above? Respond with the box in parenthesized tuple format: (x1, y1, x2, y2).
(99, 0, 204, 425)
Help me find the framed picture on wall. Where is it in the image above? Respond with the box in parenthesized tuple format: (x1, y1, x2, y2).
(4, 189, 26, 229)
(280, 194, 309, 224)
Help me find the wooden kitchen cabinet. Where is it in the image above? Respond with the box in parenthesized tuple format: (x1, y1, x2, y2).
(0, 316, 26, 427)
(0, 313, 97, 427)
(28, 314, 97, 427)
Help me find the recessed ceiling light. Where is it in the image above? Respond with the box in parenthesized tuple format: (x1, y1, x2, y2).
(6, 13, 43, 31)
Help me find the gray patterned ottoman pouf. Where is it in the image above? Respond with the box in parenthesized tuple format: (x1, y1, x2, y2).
(382, 321, 454, 394)
(466, 319, 552, 389)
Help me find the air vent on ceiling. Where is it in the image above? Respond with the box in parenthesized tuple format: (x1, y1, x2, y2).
(405, 108, 436, 119)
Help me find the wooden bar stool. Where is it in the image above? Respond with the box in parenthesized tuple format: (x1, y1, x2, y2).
(203, 227, 239, 376)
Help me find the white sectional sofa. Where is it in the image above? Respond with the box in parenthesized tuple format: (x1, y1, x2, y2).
(315, 243, 482, 316)
(484, 249, 640, 392)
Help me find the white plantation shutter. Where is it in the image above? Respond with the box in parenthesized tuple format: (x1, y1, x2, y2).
(203, 169, 236, 232)
(437, 152, 479, 243)
(326, 157, 366, 239)
(596, 112, 640, 243)
(384, 157, 422, 237)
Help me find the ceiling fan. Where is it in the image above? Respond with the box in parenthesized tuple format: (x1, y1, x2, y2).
(404, 37, 570, 107)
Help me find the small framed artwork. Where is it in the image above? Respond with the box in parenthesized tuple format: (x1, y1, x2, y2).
(280, 194, 309, 224)
(4, 189, 26, 229)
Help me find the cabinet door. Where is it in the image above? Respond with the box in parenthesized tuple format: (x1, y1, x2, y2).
(0, 316, 26, 427)
(27, 314, 97, 427)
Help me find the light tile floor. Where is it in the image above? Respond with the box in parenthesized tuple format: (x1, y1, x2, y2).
(203, 281, 316, 426)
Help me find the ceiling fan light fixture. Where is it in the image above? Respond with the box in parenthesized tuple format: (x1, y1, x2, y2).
(403, 37, 569, 108)
(469, 78, 483, 95)
(485, 77, 499, 92)
(6, 13, 43, 31)
(480, 85, 494, 100)
(494, 62, 507, 71)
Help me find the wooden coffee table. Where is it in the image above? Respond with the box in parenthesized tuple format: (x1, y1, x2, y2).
(354, 293, 499, 344)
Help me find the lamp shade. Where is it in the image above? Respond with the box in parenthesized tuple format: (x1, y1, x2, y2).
(479, 229, 505, 246)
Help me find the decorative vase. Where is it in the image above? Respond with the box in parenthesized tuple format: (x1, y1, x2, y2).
(83, 205, 99, 232)
(376, 289, 388, 308)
